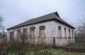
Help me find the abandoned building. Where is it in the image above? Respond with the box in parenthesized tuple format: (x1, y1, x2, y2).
(7, 12, 75, 46)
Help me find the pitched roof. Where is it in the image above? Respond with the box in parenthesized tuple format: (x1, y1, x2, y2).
(7, 12, 75, 30)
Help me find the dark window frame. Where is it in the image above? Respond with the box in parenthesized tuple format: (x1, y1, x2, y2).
(10, 32, 14, 40)
(64, 28, 66, 31)
(72, 30, 74, 37)
(17, 29, 21, 33)
(30, 27, 35, 31)
(58, 26, 61, 30)
(69, 29, 70, 32)
(23, 28, 27, 33)
(39, 26, 45, 30)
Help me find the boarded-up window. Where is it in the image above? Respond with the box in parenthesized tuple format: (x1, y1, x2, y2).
(69, 29, 71, 37)
(39, 26, 46, 43)
(39, 26, 46, 39)
(64, 28, 67, 37)
(30, 27, 35, 43)
(23, 28, 27, 33)
(72, 30, 74, 38)
(58, 26, 62, 37)
(17, 29, 21, 39)
(23, 28, 27, 39)
(10, 32, 14, 40)
(23, 28, 27, 35)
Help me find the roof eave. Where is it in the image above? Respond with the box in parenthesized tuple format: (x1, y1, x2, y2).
(53, 19, 75, 29)
(7, 18, 75, 30)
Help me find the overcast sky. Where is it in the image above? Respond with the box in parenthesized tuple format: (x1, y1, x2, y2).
(0, 0, 85, 30)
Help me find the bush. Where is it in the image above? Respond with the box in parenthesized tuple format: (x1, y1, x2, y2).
(0, 38, 8, 55)
(0, 39, 52, 55)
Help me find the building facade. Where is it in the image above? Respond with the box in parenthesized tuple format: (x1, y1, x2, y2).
(7, 12, 75, 46)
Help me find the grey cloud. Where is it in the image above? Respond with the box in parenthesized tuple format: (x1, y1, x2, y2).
(0, 0, 85, 29)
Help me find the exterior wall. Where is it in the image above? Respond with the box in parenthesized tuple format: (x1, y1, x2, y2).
(7, 21, 75, 46)
(7, 21, 55, 45)
(53, 21, 75, 46)
(7, 29, 17, 41)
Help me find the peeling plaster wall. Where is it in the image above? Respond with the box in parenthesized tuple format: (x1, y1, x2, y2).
(53, 21, 75, 46)
(7, 21, 75, 46)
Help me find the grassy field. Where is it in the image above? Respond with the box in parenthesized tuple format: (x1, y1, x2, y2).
(0, 38, 85, 55)
(7, 49, 85, 55)
(67, 43, 85, 48)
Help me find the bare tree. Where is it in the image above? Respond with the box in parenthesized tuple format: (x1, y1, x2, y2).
(0, 15, 3, 29)
(74, 17, 85, 44)
(75, 17, 85, 37)
(0, 15, 4, 35)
